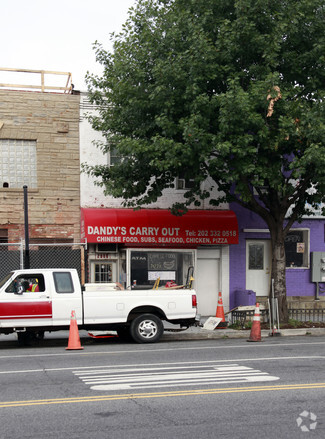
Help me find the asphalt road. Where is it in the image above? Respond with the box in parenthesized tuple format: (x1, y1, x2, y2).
(0, 334, 325, 438)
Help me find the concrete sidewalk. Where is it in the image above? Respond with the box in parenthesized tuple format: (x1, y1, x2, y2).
(162, 322, 325, 341)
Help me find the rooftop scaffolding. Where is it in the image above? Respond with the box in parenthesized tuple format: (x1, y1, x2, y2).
(0, 68, 73, 93)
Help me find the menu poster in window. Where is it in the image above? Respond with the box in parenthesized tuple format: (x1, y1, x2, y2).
(148, 271, 176, 281)
(148, 253, 177, 271)
(297, 243, 305, 253)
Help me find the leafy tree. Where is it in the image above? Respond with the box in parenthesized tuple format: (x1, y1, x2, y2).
(85, 0, 325, 321)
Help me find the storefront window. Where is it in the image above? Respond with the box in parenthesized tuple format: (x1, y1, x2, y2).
(130, 250, 194, 289)
(285, 230, 309, 268)
(95, 263, 113, 282)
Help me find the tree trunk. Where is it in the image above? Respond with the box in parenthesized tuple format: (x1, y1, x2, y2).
(270, 228, 289, 323)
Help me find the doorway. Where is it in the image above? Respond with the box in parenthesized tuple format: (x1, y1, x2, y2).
(196, 249, 220, 316)
(246, 240, 271, 296)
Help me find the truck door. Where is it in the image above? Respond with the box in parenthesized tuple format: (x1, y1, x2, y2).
(51, 271, 83, 326)
(0, 273, 52, 328)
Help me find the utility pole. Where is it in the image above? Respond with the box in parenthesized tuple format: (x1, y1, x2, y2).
(23, 185, 30, 269)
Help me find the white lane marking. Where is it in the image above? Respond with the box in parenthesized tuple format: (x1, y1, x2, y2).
(0, 340, 325, 360)
(92, 376, 279, 391)
(73, 363, 280, 391)
(76, 364, 253, 377)
(0, 356, 324, 375)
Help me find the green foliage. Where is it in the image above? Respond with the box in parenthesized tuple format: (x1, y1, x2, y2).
(84, 0, 325, 318)
(286, 318, 305, 328)
(228, 321, 243, 330)
(228, 320, 252, 330)
(85, 0, 325, 220)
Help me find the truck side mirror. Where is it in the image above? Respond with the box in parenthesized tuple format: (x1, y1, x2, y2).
(14, 280, 29, 294)
(14, 285, 24, 295)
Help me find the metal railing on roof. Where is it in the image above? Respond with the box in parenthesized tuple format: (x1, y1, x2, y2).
(0, 68, 73, 93)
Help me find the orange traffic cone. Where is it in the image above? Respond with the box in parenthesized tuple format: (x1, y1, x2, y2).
(247, 303, 262, 342)
(66, 310, 84, 350)
(215, 291, 227, 328)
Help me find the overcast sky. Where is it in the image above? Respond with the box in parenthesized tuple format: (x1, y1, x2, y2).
(1, 0, 137, 91)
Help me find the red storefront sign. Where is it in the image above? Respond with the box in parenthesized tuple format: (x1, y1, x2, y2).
(81, 208, 238, 246)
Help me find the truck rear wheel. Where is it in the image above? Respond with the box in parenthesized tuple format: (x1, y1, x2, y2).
(130, 314, 164, 343)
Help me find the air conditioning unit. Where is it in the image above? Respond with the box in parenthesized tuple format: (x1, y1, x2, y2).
(96, 243, 118, 253)
(177, 178, 186, 190)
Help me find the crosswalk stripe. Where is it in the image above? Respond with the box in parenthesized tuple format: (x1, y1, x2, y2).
(73, 362, 279, 391)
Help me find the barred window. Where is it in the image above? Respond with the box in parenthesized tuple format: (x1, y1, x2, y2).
(0, 139, 37, 188)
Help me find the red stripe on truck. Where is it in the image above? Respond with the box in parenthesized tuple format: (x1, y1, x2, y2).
(0, 302, 52, 319)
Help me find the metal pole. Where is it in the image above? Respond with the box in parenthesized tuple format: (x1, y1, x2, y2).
(23, 185, 30, 269)
(20, 238, 24, 269)
(316, 282, 319, 300)
(268, 299, 272, 335)
(271, 279, 275, 330)
(276, 298, 280, 331)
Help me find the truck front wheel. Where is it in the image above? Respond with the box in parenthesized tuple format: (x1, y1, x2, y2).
(130, 314, 164, 343)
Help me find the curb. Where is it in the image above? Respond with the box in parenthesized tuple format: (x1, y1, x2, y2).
(161, 327, 325, 341)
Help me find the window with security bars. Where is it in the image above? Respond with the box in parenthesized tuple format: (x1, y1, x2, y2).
(95, 263, 113, 282)
(0, 139, 37, 188)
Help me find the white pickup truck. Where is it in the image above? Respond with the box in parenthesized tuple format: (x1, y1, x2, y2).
(0, 268, 198, 345)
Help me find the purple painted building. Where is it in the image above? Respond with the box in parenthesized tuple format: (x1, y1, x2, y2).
(229, 202, 325, 310)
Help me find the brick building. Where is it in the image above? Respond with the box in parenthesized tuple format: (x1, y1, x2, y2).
(0, 70, 80, 246)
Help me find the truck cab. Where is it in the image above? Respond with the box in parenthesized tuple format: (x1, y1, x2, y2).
(0, 269, 82, 330)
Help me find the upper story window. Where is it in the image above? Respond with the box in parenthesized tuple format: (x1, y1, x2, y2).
(175, 176, 195, 190)
(108, 146, 123, 166)
(0, 139, 37, 189)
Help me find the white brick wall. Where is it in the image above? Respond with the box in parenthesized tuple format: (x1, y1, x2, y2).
(80, 92, 228, 210)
